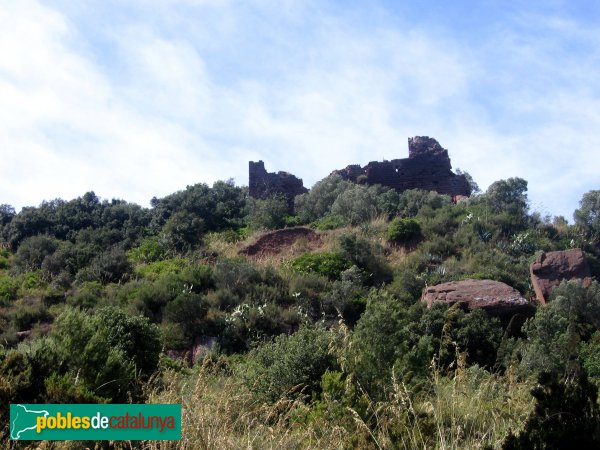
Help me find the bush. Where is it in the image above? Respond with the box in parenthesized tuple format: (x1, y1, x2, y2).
(213, 259, 262, 297)
(337, 234, 391, 284)
(330, 184, 397, 225)
(76, 247, 132, 284)
(50, 307, 160, 401)
(313, 214, 347, 231)
(246, 195, 289, 230)
(67, 281, 103, 309)
(162, 292, 210, 345)
(12, 235, 59, 274)
(160, 211, 205, 253)
(10, 300, 52, 330)
(580, 331, 600, 384)
(128, 237, 166, 263)
(241, 326, 338, 402)
(387, 218, 421, 243)
(574, 190, 600, 240)
(0, 275, 18, 306)
(519, 281, 600, 378)
(397, 189, 451, 218)
(503, 372, 600, 449)
(135, 258, 187, 280)
(288, 252, 351, 280)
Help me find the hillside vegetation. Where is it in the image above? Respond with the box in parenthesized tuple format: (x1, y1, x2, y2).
(1, 177, 600, 449)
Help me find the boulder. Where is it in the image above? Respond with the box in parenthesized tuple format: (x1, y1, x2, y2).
(530, 249, 592, 304)
(422, 279, 533, 319)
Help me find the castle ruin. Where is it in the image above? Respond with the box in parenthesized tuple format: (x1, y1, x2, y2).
(248, 137, 471, 210)
(248, 161, 308, 212)
(331, 136, 471, 199)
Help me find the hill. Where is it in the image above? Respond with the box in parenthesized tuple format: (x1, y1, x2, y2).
(1, 175, 600, 448)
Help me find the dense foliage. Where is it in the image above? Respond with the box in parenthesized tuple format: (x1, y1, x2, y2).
(1, 175, 599, 448)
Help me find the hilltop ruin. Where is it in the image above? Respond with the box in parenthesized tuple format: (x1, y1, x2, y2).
(248, 161, 308, 212)
(248, 136, 471, 208)
(331, 136, 471, 199)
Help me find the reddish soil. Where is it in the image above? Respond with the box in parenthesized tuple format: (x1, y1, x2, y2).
(240, 227, 322, 257)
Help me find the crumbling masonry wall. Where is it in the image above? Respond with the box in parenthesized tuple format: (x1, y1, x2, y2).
(248, 161, 308, 212)
(330, 136, 471, 199)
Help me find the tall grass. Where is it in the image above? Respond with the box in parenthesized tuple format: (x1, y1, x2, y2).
(143, 359, 351, 450)
(10, 356, 533, 450)
(140, 357, 532, 450)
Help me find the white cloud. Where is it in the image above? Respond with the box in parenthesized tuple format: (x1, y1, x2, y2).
(1, 0, 598, 221)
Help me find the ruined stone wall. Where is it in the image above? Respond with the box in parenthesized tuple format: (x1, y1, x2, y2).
(331, 136, 471, 199)
(248, 161, 308, 212)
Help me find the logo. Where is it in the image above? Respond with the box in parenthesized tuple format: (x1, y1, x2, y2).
(10, 404, 181, 441)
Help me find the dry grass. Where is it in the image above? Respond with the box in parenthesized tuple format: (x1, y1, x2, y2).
(142, 360, 352, 450)
(14, 357, 534, 450)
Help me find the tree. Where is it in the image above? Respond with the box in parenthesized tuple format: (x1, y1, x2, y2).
(397, 189, 451, 218)
(330, 184, 399, 225)
(455, 168, 481, 194)
(0, 204, 15, 226)
(574, 190, 600, 239)
(150, 180, 247, 232)
(294, 175, 354, 223)
(484, 177, 528, 214)
(245, 195, 288, 230)
(160, 211, 205, 253)
(519, 281, 600, 378)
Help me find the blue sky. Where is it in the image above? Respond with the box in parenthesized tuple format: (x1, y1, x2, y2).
(1, 0, 599, 220)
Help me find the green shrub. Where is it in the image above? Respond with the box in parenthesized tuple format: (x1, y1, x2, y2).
(129, 280, 177, 322)
(135, 258, 187, 280)
(288, 252, 351, 280)
(246, 195, 289, 230)
(206, 229, 244, 244)
(51, 307, 160, 401)
(128, 237, 165, 263)
(162, 292, 209, 345)
(68, 281, 103, 309)
(0, 275, 18, 306)
(503, 372, 600, 449)
(294, 175, 354, 223)
(337, 234, 391, 283)
(241, 326, 338, 402)
(17, 271, 46, 292)
(159, 211, 205, 253)
(75, 247, 132, 284)
(10, 300, 52, 330)
(387, 218, 421, 243)
(213, 259, 262, 297)
(313, 214, 347, 230)
(397, 189, 451, 217)
(519, 281, 600, 378)
(581, 331, 600, 384)
(12, 235, 59, 274)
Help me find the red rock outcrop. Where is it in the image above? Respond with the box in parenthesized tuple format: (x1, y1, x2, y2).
(530, 249, 593, 304)
(422, 279, 534, 319)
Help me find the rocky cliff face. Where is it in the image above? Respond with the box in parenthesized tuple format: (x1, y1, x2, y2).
(331, 136, 471, 199)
